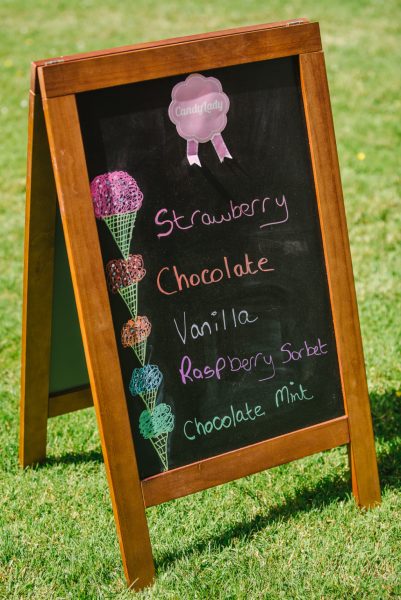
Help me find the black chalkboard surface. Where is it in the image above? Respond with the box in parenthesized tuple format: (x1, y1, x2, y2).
(77, 56, 344, 479)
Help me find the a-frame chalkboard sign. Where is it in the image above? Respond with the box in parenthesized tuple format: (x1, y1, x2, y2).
(20, 19, 381, 590)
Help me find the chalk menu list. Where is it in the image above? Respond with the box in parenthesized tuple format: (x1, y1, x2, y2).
(77, 56, 345, 479)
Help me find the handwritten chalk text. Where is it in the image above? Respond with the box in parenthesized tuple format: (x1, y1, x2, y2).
(179, 352, 275, 385)
(281, 338, 328, 363)
(157, 252, 274, 296)
(183, 402, 265, 441)
(173, 307, 258, 345)
(275, 381, 314, 407)
(154, 196, 288, 239)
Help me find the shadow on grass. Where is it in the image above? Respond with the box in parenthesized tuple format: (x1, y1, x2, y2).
(371, 390, 401, 440)
(154, 390, 400, 570)
(39, 389, 400, 565)
(43, 449, 103, 466)
(33, 391, 400, 570)
(371, 389, 401, 489)
(155, 469, 351, 571)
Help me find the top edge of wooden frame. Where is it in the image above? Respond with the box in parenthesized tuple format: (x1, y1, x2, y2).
(36, 20, 320, 98)
(32, 18, 310, 68)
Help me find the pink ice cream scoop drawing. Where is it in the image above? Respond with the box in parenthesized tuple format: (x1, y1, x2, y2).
(168, 73, 232, 167)
(90, 171, 143, 259)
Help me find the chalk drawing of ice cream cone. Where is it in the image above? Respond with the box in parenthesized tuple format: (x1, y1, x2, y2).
(139, 403, 174, 471)
(106, 254, 145, 318)
(129, 364, 163, 413)
(121, 316, 152, 365)
(90, 171, 143, 259)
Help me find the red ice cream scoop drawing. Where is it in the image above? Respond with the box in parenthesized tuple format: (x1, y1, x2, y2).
(105, 254, 146, 318)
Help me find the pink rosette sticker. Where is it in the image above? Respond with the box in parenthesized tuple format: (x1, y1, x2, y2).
(168, 73, 232, 167)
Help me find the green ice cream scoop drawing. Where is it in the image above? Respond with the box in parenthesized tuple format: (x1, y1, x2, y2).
(139, 403, 175, 471)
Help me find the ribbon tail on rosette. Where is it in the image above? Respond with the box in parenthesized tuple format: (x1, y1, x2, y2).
(187, 139, 201, 166)
(211, 133, 232, 163)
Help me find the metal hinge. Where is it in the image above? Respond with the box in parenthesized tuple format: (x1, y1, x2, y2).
(44, 57, 65, 66)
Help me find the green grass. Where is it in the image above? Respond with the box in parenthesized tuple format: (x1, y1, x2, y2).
(0, 0, 400, 597)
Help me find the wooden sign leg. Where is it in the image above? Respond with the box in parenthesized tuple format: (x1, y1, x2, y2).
(40, 89, 155, 589)
(20, 88, 57, 467)
(300, 51, 381, 508)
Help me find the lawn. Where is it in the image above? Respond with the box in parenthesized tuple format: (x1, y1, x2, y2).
(0, 0, 400, 598)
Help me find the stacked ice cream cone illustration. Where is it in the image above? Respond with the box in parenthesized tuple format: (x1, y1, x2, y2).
(91, 170, 143, 259)
(130, 365, 173, 470)
(138, 403, 174, 472)
(106, 254, 145, 318)
(121, 316, 152, 365)
(91, 169, 175, 472)
(129, 365, 163, 413)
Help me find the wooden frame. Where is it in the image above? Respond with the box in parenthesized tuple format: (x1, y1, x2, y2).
(20, 20, 380, 590)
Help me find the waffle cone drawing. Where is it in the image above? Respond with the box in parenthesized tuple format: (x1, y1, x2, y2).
(91, 171, 143, 259)
(121, 316, 151, 366)
(103, 212, 137, 259)
(118, 282, 138, 318)
(132, 339, 147, 365)
(130, 365, 163, 412)
(149, 432, 169, 471)
(139, 403, 174, 473)
(139, 388, 158, 413)
(106, 254, 146, 318)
